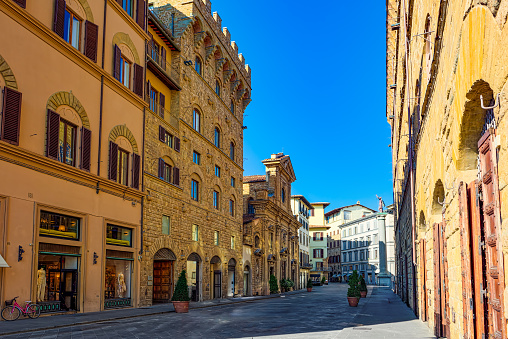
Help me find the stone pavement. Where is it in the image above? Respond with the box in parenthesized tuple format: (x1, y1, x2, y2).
(0, 284, 435, 338)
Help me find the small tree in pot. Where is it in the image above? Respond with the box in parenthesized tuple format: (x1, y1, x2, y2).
(306, 278, 313, 292)
(269, 274, 279, 294)
(321, 276, 326, 286)
(347, 270, 361, 307)
(171, 270, 191, 313)
(359, 275, 368, 298)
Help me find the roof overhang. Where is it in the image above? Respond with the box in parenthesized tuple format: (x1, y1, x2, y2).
(0, 254, 9, 268)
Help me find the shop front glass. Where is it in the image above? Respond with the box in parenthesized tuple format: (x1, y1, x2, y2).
(106, 224, 132, 247)
(104, 251, 133, 308)
(40, 211, 80, 240)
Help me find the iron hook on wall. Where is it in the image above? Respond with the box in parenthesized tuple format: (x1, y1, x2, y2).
(480, 93, 500, 110)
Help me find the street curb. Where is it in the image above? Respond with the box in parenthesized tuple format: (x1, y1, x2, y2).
(0, 289, 306, 337)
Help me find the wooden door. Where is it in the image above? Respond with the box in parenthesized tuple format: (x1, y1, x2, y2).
(440, 221, 450, 338)
(153, 260, 173, 302)
(433, 222, 442, 337)
(458, 181, 475, 338)
(420, 239, 428, 322)
(478, 129, 505, 338)
(214, 270, 221, 298)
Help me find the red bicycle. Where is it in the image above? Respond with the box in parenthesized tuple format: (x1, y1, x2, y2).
(1, 296, 40, 321)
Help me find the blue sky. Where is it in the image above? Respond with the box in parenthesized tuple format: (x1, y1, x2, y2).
(212, 0, 391, 211)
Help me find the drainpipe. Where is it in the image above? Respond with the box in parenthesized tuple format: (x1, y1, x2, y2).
(97, 0, 108, 177)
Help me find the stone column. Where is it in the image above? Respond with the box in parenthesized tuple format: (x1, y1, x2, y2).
(376, 213, 391, 286)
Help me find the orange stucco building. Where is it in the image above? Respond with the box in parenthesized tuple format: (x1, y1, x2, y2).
(0, 0, 147, 314)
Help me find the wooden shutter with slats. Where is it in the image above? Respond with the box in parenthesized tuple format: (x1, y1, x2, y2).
(1, 87, 22, 145)
(133, 64, 143, 97)
(84, 21, 99, 63)
(159, 126, 165, 142)
(53, 0, 66, 38)
(161, 47, 166, 71)
(131, 153, 140, 189)
(108, 141, 118, 181)
(419, 239, 427, 322)
(136, 0, 145, 29)
(158, 158, 164, 179)
(113, 45, 121, 81)
(433, 222, 442, 337)
(174, 137, 180, 152)
(159, 93, 165, 118)
(46, 109, 60, 159)
(80, 127, 91, 171)
(173, 167, 179, 186)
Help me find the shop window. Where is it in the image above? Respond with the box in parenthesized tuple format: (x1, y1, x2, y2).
(64, 7, 82, 50)
(193, 109, 201, 133)
(213, 190, 219, 209)
(105, 250, 133, 309)
(193, 151, 201, 165)
(162, 215, 170, 235)
(192, 224, 199, 241)
(191, 179, 199, 201)
(214, 231, 219, 245)
(58, 119, 77, 166)
(106, 224, 132, 247)
(39, 211, 80, 240)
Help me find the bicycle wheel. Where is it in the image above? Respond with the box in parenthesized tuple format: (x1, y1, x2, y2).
(1, 306, 20, 321)
(27, 304, 41, 319)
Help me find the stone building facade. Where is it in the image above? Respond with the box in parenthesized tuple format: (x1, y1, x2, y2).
(388, 0, 508, 337)
(243, 153, 300, 295)
(139, 0, 251, 304)
(290, 195, 313, 288)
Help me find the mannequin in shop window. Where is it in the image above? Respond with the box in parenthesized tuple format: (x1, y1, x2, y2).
(37, 267, 46, 302)
(117, 273, 126, 297)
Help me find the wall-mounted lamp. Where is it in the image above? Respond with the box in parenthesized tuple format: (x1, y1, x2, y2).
(184, 60, 193, 66)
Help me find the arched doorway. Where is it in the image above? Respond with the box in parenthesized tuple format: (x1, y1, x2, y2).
(187, 253, 201, 302)
(227, 258, 236, 297)
(210, 256, 221, 299)
(243, 264, 251, 296)
(152, 248, 176, 303)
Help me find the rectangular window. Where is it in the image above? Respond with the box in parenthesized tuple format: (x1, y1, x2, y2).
(214, 231, 219, 246)
(193, 151, 201, 165)
(117, 148, 129, 186)
(344, 210, 351, 220)
(106, 224, 132, 247)
(149, 87, 158, 112)
(40, 210, 80, 240)
(215, 165, 220, 177)
(213, 190, 219, 209)
(191, 180, 199, 201)
(231, 236, 235, 249)
(121, 0, 133, 16)
(162, 130, 173, 148)
(231, 177, 235, 187)
(342, 230, 346, 237)
(162, 215, 170, 235)
(63, 7, 82, 50)
(161, 161, 172, 182)
(193, 109, 201, 132)
(192, 224, 199, 241)
(229, 199, 234, 216)
(119, 55, 131, 88)
(374, 249, 378, 259)
(58, 119, 76, 166)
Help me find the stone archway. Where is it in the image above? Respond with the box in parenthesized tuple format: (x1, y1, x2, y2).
(227, 258, 236, 297)
(108, 125, 139, 153)
(46, 91, 90, 129)
(152, 248, 176, 303)
(112, 32, 140, 64)
(187, 252, 202, 301)
(0, 55, 18, 90)
(210, 256, 221, 299)
(243, 263, 251, 296)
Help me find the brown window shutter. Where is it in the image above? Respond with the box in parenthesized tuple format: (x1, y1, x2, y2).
(159, 125, 165, 142)
(115, 0, 122, 5)
(161, 47, 166, 71)
(313, 233, 316, 241)
(1, 87, 22, 145)
(12, 0, 26, 8)
(133, 64, 143, 97)
(159, 93, 165, 118)
(136, 0, 146, 30)
(131, 153, 140, 189)
(158, 158, 164, 179)
(113, 44, 121, 81)
(174, 137, 180, 152)
(53, 0, 66, 38)
(46, 109, 60, 159)
(146, 80, 151, 102)
(108, 141, 118, 181)
(84, 21, 99, 63)
(80, 127, 92, 171)
(173, 167, 179, 186)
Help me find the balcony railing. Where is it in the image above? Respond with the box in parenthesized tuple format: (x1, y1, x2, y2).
(147, 44, 180, 90)
(146, 96, 179, 130)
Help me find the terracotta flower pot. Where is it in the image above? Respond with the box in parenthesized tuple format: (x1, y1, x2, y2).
(360, 290, 367, 298)
(347, 297, 359, 307)
(172, 301, 189, 313)
(307, 288, 312, 292)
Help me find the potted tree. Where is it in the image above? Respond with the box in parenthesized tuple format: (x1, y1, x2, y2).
(359, 275, 368, 298)
(171, 270, 191, 313)
(347, 270, 361, 307)
(269, 274, 279, 294)
(321, 276, 326, 286)
(279, 278, 287, 293)
(306, 278, 313, 292)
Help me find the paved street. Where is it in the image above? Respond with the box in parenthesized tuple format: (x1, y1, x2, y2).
(0, 284, 434, 339)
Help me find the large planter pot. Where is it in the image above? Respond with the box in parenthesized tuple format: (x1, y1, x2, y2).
(172, 301, 189, 313)
(360, 290, 367, 298)
(347, 297, 359, 307)
(307, 288, 312, 292)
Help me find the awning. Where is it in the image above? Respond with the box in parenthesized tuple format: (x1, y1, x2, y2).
(0, 254, 9, 268)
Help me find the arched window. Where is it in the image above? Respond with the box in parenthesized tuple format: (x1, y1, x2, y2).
(195, 56, 202, 75)
(215, 80, 220, 96)
(255, 235, 260, 248)
(229, 141, 235, 160)
(230, 100, 234, 114)
(193, 109, 201, 132)
(214, 127, 220, 148)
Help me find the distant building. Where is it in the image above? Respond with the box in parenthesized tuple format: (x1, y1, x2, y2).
(291, 195, 313, 288)
(308, 203, 331, 283)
